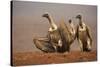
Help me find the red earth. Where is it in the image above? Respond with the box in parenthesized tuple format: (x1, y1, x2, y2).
(12, 50, 97, 66)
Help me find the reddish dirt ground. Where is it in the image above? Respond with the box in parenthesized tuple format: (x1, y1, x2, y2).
(12, 50, 97, 66)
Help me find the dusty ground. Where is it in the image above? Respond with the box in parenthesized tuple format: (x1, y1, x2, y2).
(12, 50, 97, 66)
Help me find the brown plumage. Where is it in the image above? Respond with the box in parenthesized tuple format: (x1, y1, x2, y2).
(43, 13, 62, 51)
(33, 13, 62, 53)
(76, 15, 92, 52)
(33, 13, 77, 53)
(33, 38, 55, 53)
(57, 19, 76, 52)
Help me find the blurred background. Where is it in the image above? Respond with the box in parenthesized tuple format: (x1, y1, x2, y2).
(12, 1, 97, 52)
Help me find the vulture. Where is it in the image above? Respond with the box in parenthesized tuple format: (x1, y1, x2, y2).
(76, 15, 92, 52)
(33, 13, 62, 52)
(57, 19, 76, 52)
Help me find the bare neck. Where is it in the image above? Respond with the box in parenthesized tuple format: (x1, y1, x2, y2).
(70, 22, 75, 34)
(47, 15, 57, 29)
(79, 19, 83, 27)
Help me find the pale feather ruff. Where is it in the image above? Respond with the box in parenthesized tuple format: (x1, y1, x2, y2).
(48, 23, 58, 32)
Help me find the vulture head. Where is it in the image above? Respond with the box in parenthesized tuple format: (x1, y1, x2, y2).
(42, 13, 49, 18)
(76, 14, 82, 19)
(76, 14, 83, 26)
(69, 19, 72, 24)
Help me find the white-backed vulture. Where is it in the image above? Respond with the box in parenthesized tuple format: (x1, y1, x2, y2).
(33, 13, 62, 52)
(57, 19, 76, 52)
(76, 15, 92, 52)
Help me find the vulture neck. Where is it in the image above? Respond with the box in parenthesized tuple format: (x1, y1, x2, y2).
(47, 15, 57, 31)
(79, 18, 83, 27)
(69, 22, 75, 35)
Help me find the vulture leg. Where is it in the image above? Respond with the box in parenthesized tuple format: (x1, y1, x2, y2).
(78, 39, 83, 51)
(33, 37, 55, 53)
(87, 38, 92, 51)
